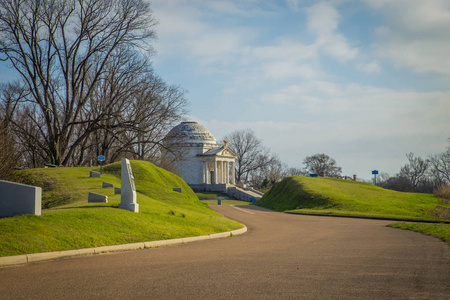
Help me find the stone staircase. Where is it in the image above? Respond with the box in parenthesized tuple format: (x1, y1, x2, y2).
(191, 183, 264, 202)
(226, 186, 263, 202)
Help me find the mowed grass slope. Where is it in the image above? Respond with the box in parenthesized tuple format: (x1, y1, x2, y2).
(0, 161, 242, 257)
(256, 176, 450, 220)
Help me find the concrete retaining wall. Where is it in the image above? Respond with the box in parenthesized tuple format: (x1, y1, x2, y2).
(0, 180, 42, 217)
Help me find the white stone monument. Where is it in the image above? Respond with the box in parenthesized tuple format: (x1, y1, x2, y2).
(119, 158, 139, 212)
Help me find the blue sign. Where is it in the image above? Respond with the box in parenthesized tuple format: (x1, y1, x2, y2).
(372, 170, 378, 175)
(98, 156, 105, 175)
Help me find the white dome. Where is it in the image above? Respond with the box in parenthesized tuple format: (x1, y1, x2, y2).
(165, 122, 216, 144)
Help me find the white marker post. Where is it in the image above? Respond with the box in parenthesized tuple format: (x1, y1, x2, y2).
(119, 158, 139, 212)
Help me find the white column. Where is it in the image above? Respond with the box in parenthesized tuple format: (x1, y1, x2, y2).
(217, 161, 220, 184)
(225, 161, 229, 184)
(206, 162, 210, 184)
(214, 160, 217, 184)
(203, 161, 207, 184)
(223, 161, 226, 184)
(218, 161, 222, 184)
(231, 162, 236, 185)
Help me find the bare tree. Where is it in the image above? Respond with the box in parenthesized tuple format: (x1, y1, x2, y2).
(399, 152, 429, 190)
(428, 142, 450, 186)
(223, 128, 277, 185)
(285, 167, 306, 177)
(378, 176, 414, 192)
(0, 0, 157, 165)
(303, 153, 342, 177)
(0, 82, 24, 178)
(249, 157, 286, 188)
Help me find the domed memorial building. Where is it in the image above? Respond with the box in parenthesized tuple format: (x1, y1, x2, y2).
(163, 122, 238, 192)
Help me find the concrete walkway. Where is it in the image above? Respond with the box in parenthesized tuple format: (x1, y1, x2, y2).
(0, 205, 449, 299)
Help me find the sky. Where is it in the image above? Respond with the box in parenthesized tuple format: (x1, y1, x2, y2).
(0, 0, 449, 180)
(148, 0, 450, 180)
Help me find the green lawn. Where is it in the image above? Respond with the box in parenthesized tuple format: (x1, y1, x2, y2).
(0, 161, 242, 257)
(195, 192, 230, 198)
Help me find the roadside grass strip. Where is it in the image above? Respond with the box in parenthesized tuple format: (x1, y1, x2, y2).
(387, 223, 450, 244)
(0, 226, 248, 267)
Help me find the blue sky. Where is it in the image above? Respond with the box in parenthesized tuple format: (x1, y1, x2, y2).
(1, 0, 449, 180)
(148, 0, 450, 179)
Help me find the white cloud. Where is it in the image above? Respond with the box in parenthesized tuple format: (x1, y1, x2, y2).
(306, 2, 358, 62)
(250, 40, 317, 62)
(366, 0, 450, 74)
(260, 80, 450, 138)
(357, 61, 381, 73)
(306, 2, 340, 35)
(245, 40, 320, 79)
(152, 0, 251, 61)
(204, 82, 450, 177)
(262, 62, 321, 80)
(316, 33, 358, 61)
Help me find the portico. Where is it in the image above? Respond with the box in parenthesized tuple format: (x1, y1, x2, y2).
(201, 156, 236, 185)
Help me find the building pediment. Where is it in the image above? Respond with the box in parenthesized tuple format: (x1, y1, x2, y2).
(199, 146, 237, 158)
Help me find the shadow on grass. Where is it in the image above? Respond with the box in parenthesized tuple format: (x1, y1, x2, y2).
(51, 204, 119, 210)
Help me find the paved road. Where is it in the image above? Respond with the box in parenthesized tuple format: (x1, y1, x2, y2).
(1, 205, 449, 299)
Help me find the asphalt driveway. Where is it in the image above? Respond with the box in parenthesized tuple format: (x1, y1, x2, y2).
(0, 205, 449, 299)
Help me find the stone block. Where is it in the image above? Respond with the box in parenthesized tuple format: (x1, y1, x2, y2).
(102, 182, 113, 188)
(88, 192, 108, 203)
(0, 180, 42, 217)
(173, 187, 182, 193)
(90, 171, 100, 178)
(115, 187, 121, 194)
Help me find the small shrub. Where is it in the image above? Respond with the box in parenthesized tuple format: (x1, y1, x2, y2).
(435, 185, 450, 204)
(180, 213, 186, 218)
(168, 210, 176, 215)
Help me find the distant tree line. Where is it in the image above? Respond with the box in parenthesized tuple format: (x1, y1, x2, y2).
(225, 127, 450, 195)
(0, 0, 186, 178)
(378, 140, 450, 193)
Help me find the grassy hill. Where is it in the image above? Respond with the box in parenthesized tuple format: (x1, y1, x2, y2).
(256, 176, 450, 220)
(0, 161, 242, 257)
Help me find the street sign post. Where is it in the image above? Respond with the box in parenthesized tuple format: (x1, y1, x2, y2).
(372, 170, 378, 185)
(98, 155, 105, 175)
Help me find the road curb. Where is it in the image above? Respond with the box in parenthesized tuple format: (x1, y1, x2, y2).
(0, 225, 247, 268)
(285, 212, 450, 224)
